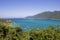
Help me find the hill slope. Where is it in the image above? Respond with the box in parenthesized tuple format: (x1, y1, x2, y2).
(26, 11, 60, 19)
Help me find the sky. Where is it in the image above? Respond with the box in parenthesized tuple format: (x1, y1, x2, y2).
(0, 0, 60, 18)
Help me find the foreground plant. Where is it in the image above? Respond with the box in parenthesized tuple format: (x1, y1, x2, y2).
(0, 19, 60, 40)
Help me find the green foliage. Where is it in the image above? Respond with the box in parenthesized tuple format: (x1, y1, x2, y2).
(29, 26, 60, 40)
(0, 19, 60, 40)
(0, 19, 15, 25)
(0, 23, 23, 40)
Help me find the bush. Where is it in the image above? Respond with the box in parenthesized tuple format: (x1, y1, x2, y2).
(0, 19, 60, 40)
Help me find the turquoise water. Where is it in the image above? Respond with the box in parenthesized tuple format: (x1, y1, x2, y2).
(7, 18, 60, 31)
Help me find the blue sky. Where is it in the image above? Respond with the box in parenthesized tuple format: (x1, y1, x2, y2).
(0, 0, 60, 18)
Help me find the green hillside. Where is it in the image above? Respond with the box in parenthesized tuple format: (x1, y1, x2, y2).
(26, 11, 60, 20)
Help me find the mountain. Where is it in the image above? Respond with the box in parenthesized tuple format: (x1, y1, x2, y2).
(26, 11, 60, 19)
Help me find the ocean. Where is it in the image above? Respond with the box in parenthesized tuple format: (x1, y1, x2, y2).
(6, 18, 60, 31)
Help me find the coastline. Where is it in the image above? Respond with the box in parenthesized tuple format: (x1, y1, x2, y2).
(25, 18, 60, 20)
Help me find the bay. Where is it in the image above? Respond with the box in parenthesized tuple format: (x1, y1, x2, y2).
(6, 18, 60, 31)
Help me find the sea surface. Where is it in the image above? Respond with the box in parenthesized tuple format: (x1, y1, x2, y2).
(6, 18, 60, 31)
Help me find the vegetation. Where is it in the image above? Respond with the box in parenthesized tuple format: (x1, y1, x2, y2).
(0, 19, 15, 25)
(26, 11, 60, 19)
(0, 19, 60, 40)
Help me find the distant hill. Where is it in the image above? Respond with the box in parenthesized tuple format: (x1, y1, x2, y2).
(26, 11, 60, 20)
